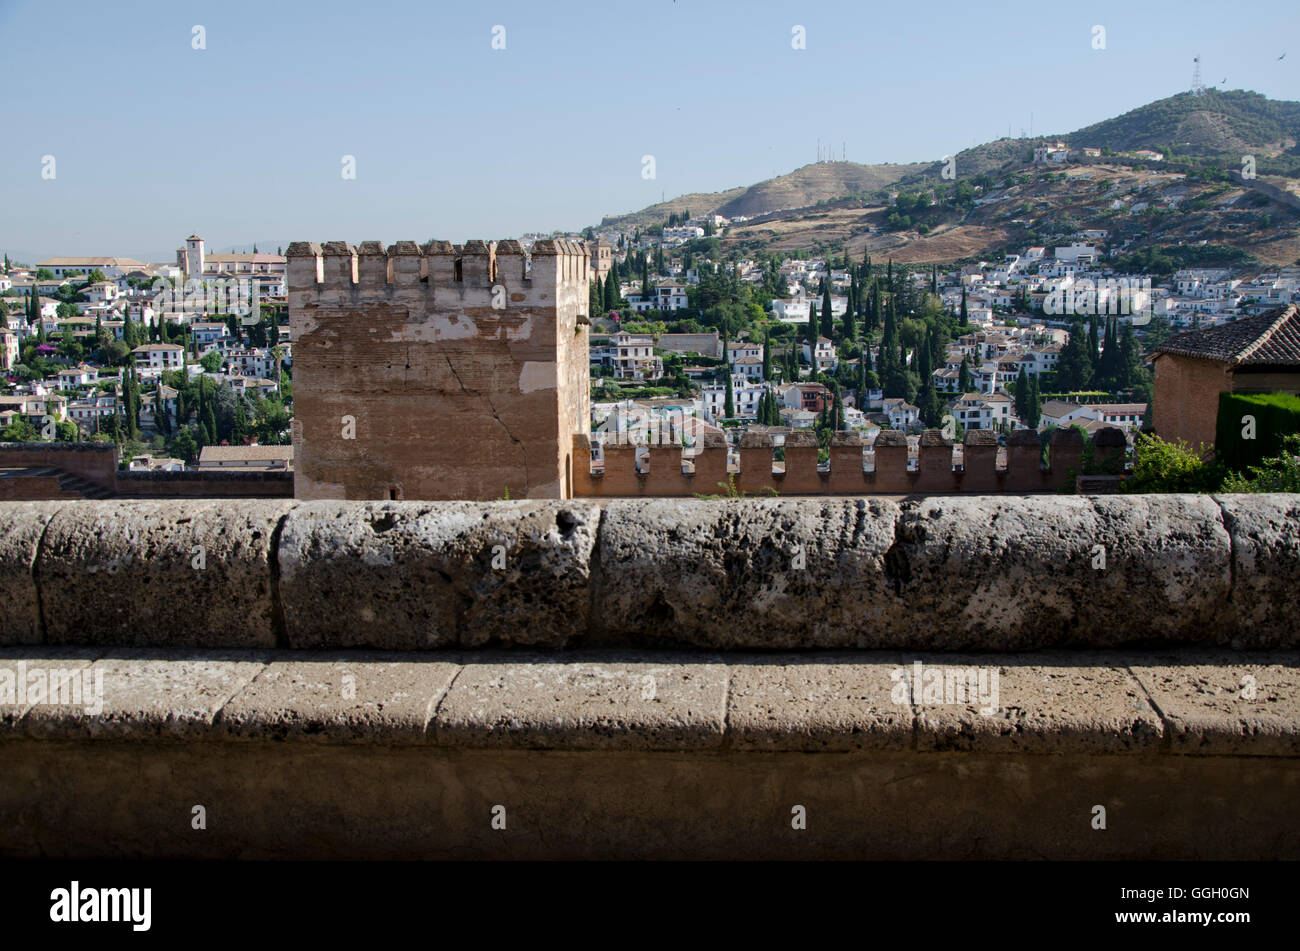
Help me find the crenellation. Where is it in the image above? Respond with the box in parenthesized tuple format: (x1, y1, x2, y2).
(574, 426, 1124, 498)
(291, 236, 590, 500)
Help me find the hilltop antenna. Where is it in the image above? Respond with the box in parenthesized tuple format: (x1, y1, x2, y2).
(1192, 56, 1205, 97)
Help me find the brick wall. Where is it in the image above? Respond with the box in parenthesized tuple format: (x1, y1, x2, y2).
(1152, 353, 1231, 451)
(573, 426, 1095, 496)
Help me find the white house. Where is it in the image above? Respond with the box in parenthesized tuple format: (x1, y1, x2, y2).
(132, 343, 184, 370)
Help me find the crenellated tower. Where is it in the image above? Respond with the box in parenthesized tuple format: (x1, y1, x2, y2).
(286, 238, 591, 501)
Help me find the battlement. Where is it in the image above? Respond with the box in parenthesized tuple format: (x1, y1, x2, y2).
(575, 426, 1111, 497)
(286, 238, 591, 310)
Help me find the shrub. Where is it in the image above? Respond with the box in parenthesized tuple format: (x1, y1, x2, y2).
(1123, 433, 1225, 493)
(1215, 392, 1300, 472)
(1221, 434, 1300, 493)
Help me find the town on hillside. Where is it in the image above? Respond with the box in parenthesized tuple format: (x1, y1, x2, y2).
(4, 219, 1300, 485)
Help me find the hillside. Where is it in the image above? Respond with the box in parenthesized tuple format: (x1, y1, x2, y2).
(1062, 90, 1300, 157)
(599, 162, 917, 230)
(596, 90, 1300, 267)
(713, 162, 918, 217)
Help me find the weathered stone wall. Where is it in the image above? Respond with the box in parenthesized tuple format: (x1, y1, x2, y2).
(577, 426, 1093, 497)
(287, 239, 590, 501)
(1, 494, 1295, 651)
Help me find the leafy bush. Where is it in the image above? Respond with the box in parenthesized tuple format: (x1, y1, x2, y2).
(1221, 434, 1300, 493)
(1123, 434, 1226, 493)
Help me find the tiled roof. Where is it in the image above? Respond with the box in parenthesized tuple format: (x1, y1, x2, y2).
(1153, 305, 1300, 367)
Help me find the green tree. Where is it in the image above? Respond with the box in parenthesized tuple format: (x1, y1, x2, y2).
(1026, 375, 1042, 428)
(1014, 366, 1030, 419)
(820, 277, 834, 339)
(1056, 319, 1094, 392)
(171, 427, 199, 464)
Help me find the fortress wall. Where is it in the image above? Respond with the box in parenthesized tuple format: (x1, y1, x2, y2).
(574, 426, 1086, 497)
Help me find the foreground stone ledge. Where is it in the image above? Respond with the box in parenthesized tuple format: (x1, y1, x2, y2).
(911, 657, 1163, 754)
(2, 649, 1296, 755)
(0, 494, 1296, 651)
(725, 656, 912, 751)
(36, 500, 292, 648)
(434, 653, 728, 750)
(884, 495, 1232, 650)
(0, 502, 65, 646)
(594, 498, 903, 649)
(217, 655, 459, 744)
(277, 501, 600, 649)
(20, 649, 266, 741)
(1212, 494, 1300, 646)
(1128, 653, 1300, 755)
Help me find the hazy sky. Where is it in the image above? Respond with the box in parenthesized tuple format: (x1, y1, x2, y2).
(1, 0, 1295, 261)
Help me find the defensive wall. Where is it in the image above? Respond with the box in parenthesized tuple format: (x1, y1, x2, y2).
(576, 426, 1129, 497)
(0, 444, 293, 500)
(1, 495, 1297, 858)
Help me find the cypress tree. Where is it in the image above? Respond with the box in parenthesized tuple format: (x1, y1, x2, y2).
(1015, 366, 1030, 419)
(1088, 316, 1100, 379)
(807, 300, 817, 346)
(603, 271, 617, 311)
(959, 356, 972, 394)
(762, 332, 771, 382)
(959, 285, 968, 325)
(820, 277, 833, 339)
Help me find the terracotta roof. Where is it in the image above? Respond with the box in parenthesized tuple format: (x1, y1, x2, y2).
(1153, 305, 1300, 368)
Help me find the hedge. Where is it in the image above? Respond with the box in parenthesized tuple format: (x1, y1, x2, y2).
(1216, 392, 1300, 472)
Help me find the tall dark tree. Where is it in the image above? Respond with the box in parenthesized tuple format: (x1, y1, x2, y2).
(1014, 366, 1030, 419)
(761, 331, 772, 382)
(1057, 319, 1094, 392)
(959, 285, 968, 325)
(959, 355, 972, 394)
(1026, 375, 1042, 428)
(820, 277, 834, 339)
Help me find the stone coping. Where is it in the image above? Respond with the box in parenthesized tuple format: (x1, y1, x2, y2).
(2, 649, 1296, 756)
(1, 495, 1297, 651)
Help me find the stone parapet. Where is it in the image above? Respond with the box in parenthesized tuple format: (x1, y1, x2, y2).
(0, 494, 1296, 650)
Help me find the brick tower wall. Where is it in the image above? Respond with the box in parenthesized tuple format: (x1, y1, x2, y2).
(287, 239, 591, 501)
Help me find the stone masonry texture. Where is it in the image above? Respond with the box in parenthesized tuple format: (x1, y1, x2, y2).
(0, 495, 1296, 651)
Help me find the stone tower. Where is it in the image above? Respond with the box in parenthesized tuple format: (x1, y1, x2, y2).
(181, 234, 205, 278)
(286, 239, 591, 501)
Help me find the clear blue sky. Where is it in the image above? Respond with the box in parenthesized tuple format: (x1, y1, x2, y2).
(1, 0, 1295, 261)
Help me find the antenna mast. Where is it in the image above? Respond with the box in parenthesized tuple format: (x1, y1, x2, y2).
(1191, 56, 1205, 97)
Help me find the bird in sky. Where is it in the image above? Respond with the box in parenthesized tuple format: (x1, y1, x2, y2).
(1280, 52, 1287, 60)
